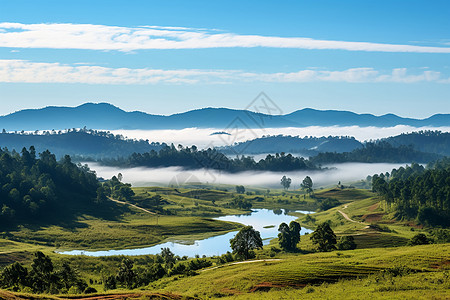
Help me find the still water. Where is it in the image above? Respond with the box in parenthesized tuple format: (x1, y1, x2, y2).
(58, 209, 313, 257)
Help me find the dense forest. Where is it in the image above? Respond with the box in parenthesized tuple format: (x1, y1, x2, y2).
(0, 147, 100, 227)
(372, 158, 450, 227)
(0, 128, 165, 159)
(101, 145, 318, 172)
(310, 142, 441, 165)
(219, 135, 362, 155)
(381, 130, 450, 156)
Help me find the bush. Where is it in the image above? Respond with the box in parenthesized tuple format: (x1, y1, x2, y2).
(408, 233, 430, 246)
(84, 287, 97, 294)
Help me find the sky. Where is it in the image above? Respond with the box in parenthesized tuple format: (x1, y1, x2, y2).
(0, 0, 449, 118)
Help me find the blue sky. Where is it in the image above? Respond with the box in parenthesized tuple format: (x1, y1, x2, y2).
(0, 0, 449, 118)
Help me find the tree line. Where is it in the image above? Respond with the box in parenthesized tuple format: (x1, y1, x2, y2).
(0, 147, 99, 227)
(100, 145, 319, 172)
(372, 159, 450, 227)
(310, 141, 441, 165)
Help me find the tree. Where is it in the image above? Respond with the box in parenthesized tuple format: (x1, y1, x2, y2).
(0, 262, 28, 289)
(301, 176, 313, 195)
(337, 235, 357, 250)
(30, 251, 55, 292)
(310, 222, 337, 252)
(235, 185, 245, 194)
(278, 221, 301, 251)
(280, 176, 291, 190)
(230, 226, 263, 259)
(408, 233, 430, 246)
(116, 258, 136, 289)
(160, 248, 176, 268)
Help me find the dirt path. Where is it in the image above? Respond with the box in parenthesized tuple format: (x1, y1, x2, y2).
(202, 259, 282, 272)
(107, 197, 156, 215)
(338, 204, 369, 228)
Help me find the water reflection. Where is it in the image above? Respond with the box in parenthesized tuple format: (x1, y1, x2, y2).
(58, 209, 313, 257)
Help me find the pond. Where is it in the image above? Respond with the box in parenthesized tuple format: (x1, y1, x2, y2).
(58, 209, 314, 257)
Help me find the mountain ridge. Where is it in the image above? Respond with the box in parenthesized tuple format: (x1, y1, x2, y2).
(1, 102, 449, 131)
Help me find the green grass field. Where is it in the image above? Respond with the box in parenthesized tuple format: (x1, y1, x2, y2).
(1, 186, 449, 299)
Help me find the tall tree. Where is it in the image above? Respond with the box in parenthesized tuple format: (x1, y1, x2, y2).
(280, 176, 292, 190)
(230, 226, 263, 259)
(278, 221, 301, 251)
(310, 222, 337, 252)
(301, 176, 314, 195)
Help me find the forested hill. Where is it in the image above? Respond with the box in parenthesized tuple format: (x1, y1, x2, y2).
(219, 135, 363, 155)
(381, 131, 450, 156)
(310, 142, 441, 165)
(372, 158, 450, 227)
(0, 129, 165, 159)
(0, 147, 102, 227)
(1, 102, 450, 131)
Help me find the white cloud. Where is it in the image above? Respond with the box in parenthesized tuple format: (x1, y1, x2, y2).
(0, 59, 448, 85)
(1, 22, 450, 53)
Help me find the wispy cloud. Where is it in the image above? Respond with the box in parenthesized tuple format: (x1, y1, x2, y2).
(0, 60, 448, 85)
(1, 22, 450, 53)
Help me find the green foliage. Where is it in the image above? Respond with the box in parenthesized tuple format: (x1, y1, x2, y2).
(337, 236, 357, 250)
(408, 233, 430, 246)
(0, 251, 88, 294)
(310, 141, 441, 164)
(0, 147, 99, 227)
(230, 226, 263, 259)
(372, 160, 450, 227)
(235, 185, 245, 194)
(278, 221, 301, 251)
(0, 128, 165, 159)
(103, 146, 318, 172)
(318, 197, 341, 211)
(280, 175, 292, 190)
(301, 176, 313, 195)
(310, 222, 337, 252)
(116, 258, 136, 289)
(229, 195, 252, 210)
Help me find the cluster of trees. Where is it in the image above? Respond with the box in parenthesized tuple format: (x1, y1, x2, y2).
(230, 220, 356, 257)
(0, 128, 164, 159)
(310, 222, 356, 252)
(0, 252, 92, 294)
(280, 176, 314, 194)
(229, 195, 252, 210)
(101, 145, 318, 172)
(278, 221, 301, 251)
(310, 141, 440, 165)
(102, 249, 212, 290)
(0, 147, 99, 226)
(372, 160, 450, 227)
(98, 174, 135, 202)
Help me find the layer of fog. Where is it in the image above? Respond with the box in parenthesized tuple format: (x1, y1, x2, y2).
(109, 125, 450, 149)
(88, 162, 408, 189)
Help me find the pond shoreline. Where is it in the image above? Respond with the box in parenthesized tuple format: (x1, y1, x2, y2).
(57, 209, 314, 257)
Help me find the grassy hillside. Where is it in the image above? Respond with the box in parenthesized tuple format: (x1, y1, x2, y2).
(151, 244, 449, 298)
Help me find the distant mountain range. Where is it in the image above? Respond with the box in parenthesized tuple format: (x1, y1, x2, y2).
(1, 103, 449, 131)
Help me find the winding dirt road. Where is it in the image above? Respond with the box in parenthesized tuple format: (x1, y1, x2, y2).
(107, 197, 156, 215)
(338, 204, 369, 227)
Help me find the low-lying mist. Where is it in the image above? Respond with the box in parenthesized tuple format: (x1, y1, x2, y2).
(109, 125, 450, 149)
(88, 162, 408, 189)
